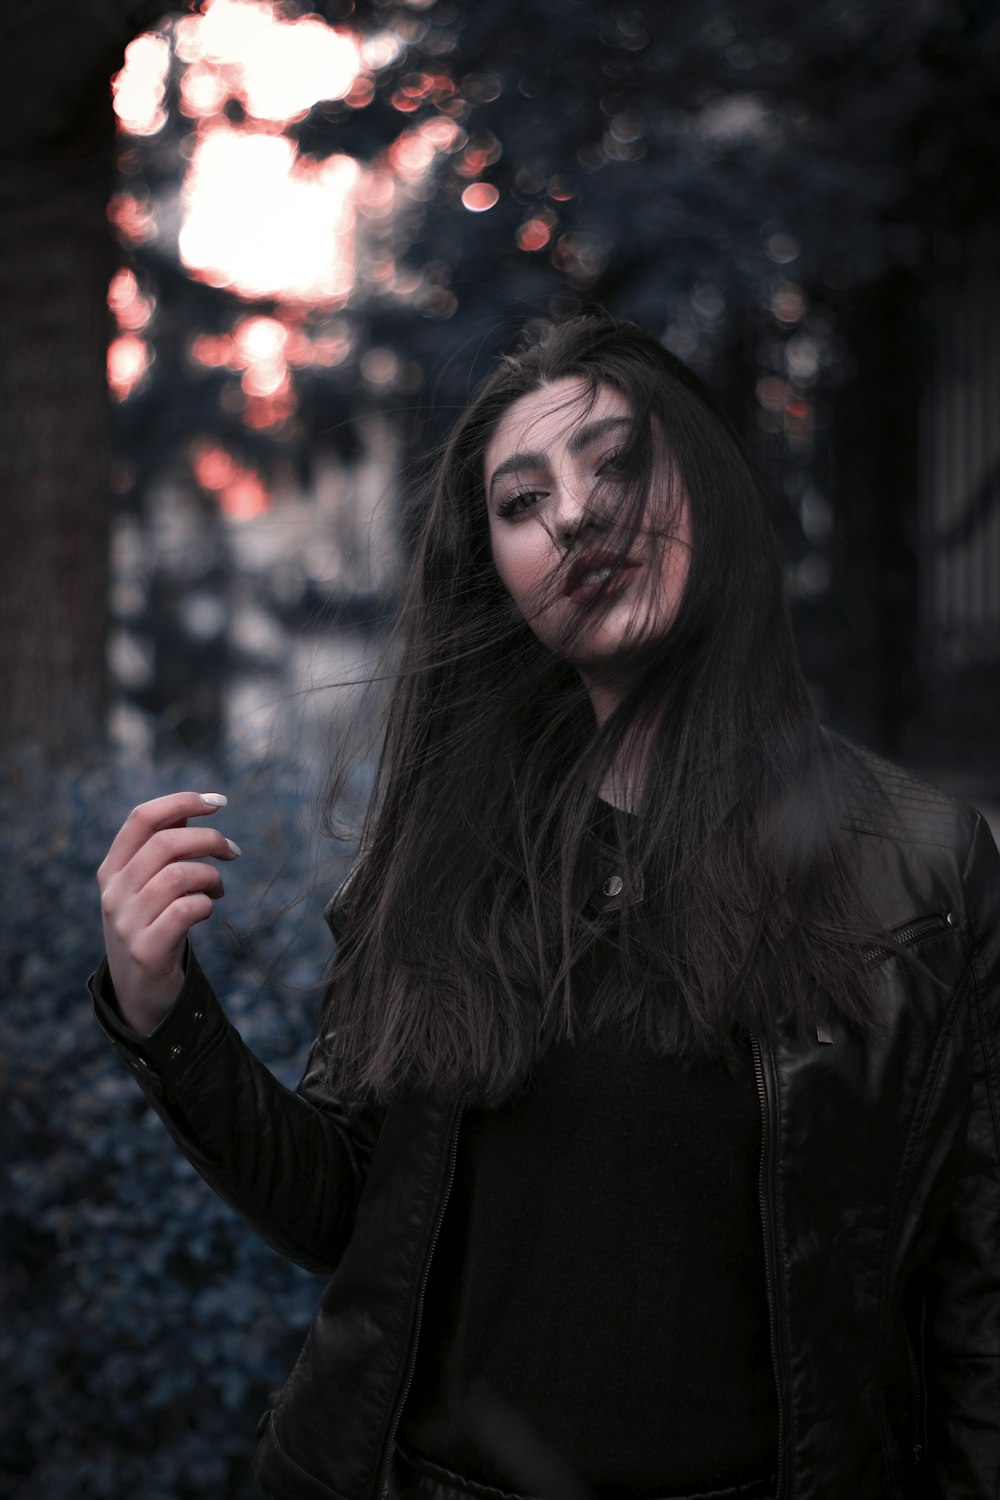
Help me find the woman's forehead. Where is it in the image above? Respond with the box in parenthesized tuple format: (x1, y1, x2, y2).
(484, 378, 632, 476)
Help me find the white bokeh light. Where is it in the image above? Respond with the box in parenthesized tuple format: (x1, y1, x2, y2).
(179, 125, 359, 302)
(176, 0, 359, 121)
(112, 32, 170, 135)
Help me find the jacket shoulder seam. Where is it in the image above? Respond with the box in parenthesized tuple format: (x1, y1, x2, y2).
(963, 813, 1000, 1165)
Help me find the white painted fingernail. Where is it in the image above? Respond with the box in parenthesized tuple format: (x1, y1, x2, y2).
(226, 838, 242, 856)
(200, 793, 228, 807)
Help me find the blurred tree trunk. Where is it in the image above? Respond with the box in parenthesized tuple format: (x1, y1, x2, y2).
(830, 269, 923, 754)
(0, 2, 164, 763)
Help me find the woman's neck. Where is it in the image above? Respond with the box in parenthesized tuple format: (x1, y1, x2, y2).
(595, 708, 652, 816)
(597, 774, 635, 812)
(579, 666, 659, 815)
(581, 672, 625, 731)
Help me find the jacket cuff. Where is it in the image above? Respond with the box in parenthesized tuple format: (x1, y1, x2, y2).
(89, 946, 229, 1102)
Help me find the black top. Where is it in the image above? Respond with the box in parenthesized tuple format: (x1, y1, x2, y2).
(400, 938, 779, 1496)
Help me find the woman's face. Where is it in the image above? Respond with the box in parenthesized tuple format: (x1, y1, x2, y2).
(483, 377, 691, 685)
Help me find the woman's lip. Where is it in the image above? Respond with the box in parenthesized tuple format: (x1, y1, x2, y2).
(564, 560, 642, 602)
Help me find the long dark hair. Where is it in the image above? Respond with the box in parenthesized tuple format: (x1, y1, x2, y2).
(319, 314, 886, 1104)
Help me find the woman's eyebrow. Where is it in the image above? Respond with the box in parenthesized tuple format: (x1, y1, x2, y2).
(566, 415, 634, 456)
(488, 448, 548, 498)
(487, 417, 634, 498)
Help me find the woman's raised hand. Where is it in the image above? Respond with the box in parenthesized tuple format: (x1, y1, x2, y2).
(97, 792, 241, 1035)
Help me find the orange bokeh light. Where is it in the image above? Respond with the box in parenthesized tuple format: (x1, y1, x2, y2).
(389, 129, 437, 180)
(220, 472, 270, 515)
(422, 118, 464, 152)
(194, 444, 238, 489)
(456, 133, 502, 180)
(193, 442, 270, 518)
(242, 362, 287, 398)
(190, 332, 235, 367)
(108, 267, 155, 331)
(310, 334, 350, 366)
(242, 389, 295, 430)
(108, 334, 151, 400)
(461, 182, 499, 212)
(108, 193, 156, 247)
(345, 76, 375, 109)
(516, 217, 554, 252)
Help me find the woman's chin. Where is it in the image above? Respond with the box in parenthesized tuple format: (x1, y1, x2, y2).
(566, 620, 658, 672)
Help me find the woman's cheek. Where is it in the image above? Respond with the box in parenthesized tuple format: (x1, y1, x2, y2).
(493, 537, 550, 615)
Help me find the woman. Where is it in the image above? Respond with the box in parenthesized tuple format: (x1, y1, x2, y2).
(93, 316, 1000, 1500)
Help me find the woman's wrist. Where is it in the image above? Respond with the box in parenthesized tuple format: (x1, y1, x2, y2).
(112, 965, 186, 1037)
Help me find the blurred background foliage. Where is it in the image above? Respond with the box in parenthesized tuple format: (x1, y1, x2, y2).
(1, 0, 999, 1494)
(2, 757, 347, 1499)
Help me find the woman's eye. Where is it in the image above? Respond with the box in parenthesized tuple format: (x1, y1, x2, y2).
(496, 489, 543, 520)
(597, 447, 626, 476)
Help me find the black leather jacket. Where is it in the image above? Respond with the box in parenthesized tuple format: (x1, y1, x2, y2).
(92, 760, 1000, 1500)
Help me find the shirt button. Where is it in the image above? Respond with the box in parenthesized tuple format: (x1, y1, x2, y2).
(170, 1043, 183, 1060)
(603, 874, 624, 898)
(946, 911, 958, 926)
(192, 1010, 204, 1022)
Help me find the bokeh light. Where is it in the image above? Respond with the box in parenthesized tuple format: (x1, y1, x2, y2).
(108, 335, 152, 401)
(112, 33, 170, 135)
(108, 268, 155, 332)
(461, 182, 499, 212)
(111, 0, 470, 380)
(193, 441, 270, 519)
(178, 127, 358, 303)
(174, 0, 360, 122)
(107, 192, 157, 246)
(516, 209, 557, 252)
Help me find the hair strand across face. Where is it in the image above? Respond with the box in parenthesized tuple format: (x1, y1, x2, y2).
(318, 314, 894, 1104)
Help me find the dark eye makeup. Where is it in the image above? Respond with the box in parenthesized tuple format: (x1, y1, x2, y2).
(598, 446, 626, 472)
(493, 448, 627, 523)
(495, 488, 544, 521)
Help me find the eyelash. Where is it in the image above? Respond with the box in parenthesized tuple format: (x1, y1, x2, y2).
(496, 489, 542, 521)
(494, 449, 626, 522)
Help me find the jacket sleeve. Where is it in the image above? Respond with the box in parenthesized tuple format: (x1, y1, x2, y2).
(90, 943, 386, 1275)
(923, 810, 1000, 1497)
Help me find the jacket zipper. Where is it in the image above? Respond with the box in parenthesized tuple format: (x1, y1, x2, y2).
(863, 912, 952, 966)
(904, 1319, 927, 1475)
(377, 1106, 463, 1500)
(752, 1035, 786, 1500)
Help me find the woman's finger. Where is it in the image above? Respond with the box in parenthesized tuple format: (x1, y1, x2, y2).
(115, 858, 226, 938)
(118, 824, 241, 900)
(131, 888, 217, 972)
(98, 791, 229, 881)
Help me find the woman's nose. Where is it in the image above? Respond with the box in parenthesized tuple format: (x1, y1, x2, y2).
(554, 482, 605, 551)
